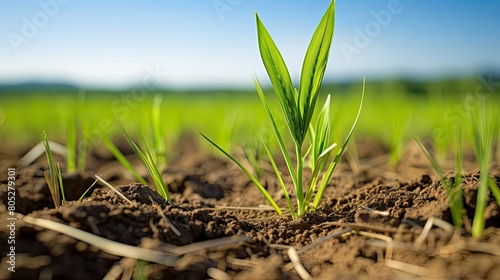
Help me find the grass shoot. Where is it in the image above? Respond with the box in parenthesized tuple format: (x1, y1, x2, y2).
(66, 91, 88, 174)
(43, 131, 66, 208)
(469, 98, 498, 237)
(414, 94, 500, 235)
(117, 118, 170, 201)
(202, 1, 365, 217)
(413, 132, 464, 229)
(151, 94, 167, 170)
(389, 114, 409, 168)
(242, 136, 266, 180)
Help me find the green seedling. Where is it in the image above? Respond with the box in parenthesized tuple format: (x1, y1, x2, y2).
(413, 132, 463, 229)
(469, 99, 500, 237)
(66, 91, 88, 174)
(43, 131, 66, 208)
(117, 118, 170, 200)
(345, 135, 360, 175)
(151, 94, 167, 170)
(242, 134, 268, 180)
(202, 1, 365, 217)
(78, 177, 100, 202)
(389, 114, 409, 167)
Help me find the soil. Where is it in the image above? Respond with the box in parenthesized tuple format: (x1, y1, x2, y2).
(1, 136, 499, 280)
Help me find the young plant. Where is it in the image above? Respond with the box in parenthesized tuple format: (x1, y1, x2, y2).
(242, 134, 268, 180)
(43, 131, 66, 208)
(66, 91, 88, 174)
(389, 114, 409, 168)
(413, 132, 464, 229)
(202, 1, 365, 217)
(117, 118, 170, 201)
(151, 94, 167, 170)
(416, 96, 500, 235)
(469, 98, 500, 237)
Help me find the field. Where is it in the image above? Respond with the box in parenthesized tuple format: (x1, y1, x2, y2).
(1, 76, 500, 279)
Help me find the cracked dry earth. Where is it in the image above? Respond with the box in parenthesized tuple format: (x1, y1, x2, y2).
(1, 140, 499, 279)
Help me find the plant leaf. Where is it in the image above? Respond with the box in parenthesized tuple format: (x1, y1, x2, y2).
(413, 134, 445, 176)
(200, 132, 283, 215)
(255, 124, 296, 218)
(255, 13, 301, 144)
(312, 77, 365, 209)
(299, 0, 335, 138)
(254, 77, 298, 188)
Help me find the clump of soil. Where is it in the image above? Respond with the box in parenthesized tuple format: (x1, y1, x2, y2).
(1, 141, 499, 279)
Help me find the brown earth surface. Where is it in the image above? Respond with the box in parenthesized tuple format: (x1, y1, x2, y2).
(1, 137, 499, 279)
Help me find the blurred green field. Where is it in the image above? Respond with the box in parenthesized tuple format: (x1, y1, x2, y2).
(0, 77, 498, 162)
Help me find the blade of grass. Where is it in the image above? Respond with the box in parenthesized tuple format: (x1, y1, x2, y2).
(255, 13, 301, 145)
(200, 132, 282, 215)
(117, 117, 170, 200)
(243, 144, 263, 179)
(413, 134, 445, 176)
(413, 133, 463, 228)
(254, 78, 299, 191)
(66, 111, 77, 173)
(389, 114, 409, 168)
(312, 77, 365, 210)
(488, 177, 500, 207)
(254, 78, 301, 214)
(42, 131, 63, 208)
(298, 0, 335, 135)
(255, 123, 296, 218)
(135, 119, 169, 199)
(57, 163, 66, 205)
(102, 135, 148, 185)
(151, 94, 167, 169)
(451, 125, 463, 229)
(78, 177, 100, 202)
(470, 99, 494, 237)
(66, 90, 87, 174)
(76, 90, 88, 174)
(310, 95, 332, 173)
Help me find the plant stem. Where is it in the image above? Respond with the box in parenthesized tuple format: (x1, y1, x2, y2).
(295, 144, 304, 216)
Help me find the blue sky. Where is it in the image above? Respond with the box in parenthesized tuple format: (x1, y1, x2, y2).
(1, 0, 499, 88)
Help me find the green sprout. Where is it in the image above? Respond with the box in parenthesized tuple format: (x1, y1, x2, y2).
(151, 94, 167, 170)
(66, 91, 88, 174)
(469, 98, 500, 237)
(202, 0, 365, 217)
(413, 132, 463, 229)
(117, 118, 170, 201)
(415, 95, 500, 235)
(241, 129, 269, 180)
(389, 114, 409, 168)
(43, 131, 66, 208)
